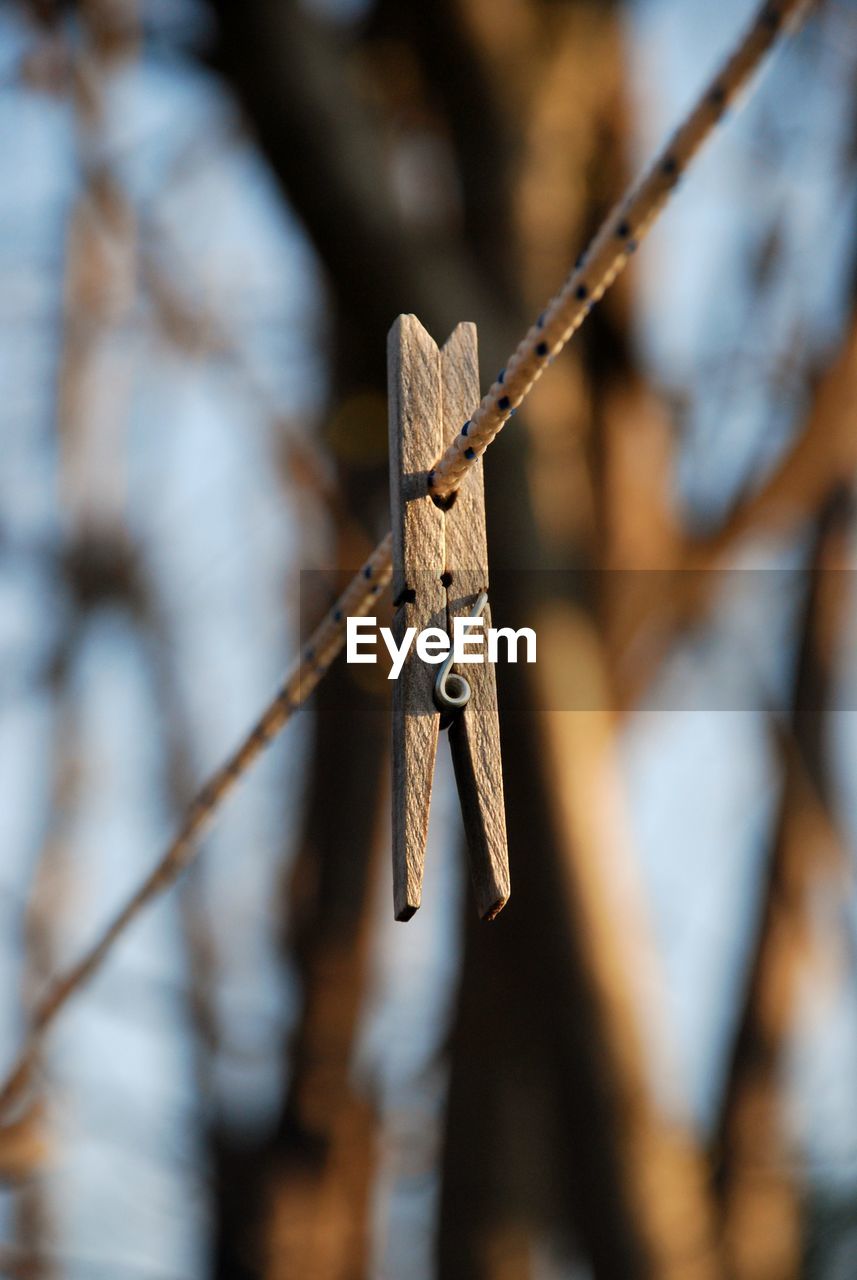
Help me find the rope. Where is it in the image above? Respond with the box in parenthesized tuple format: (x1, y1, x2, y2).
(0, 532, 393, 1114)
(0, 0, 814, 1116)
(428, 0, 810, 498)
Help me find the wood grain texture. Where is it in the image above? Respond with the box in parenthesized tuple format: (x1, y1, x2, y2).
(388, 315, 445, 920)
(441, 323, 510, 919)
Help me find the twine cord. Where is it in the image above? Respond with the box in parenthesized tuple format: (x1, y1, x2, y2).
(0, 0, 813, 1115)
(428, 0, 808, 498)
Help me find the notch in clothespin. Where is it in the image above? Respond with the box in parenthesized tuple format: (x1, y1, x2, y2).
(387, 314, 510, 922)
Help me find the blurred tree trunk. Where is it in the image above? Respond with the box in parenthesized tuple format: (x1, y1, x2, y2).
(207, 335, 391, 1280)
(9, 2, 142, 1272)
(714, 486, 854, 1280)
(206, 1, 719, 1276)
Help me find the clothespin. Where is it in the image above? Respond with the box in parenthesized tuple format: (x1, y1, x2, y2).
(387, 314, 510, 922)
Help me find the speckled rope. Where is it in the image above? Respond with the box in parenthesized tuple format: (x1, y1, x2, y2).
(428, 0, 811, 498)
(0, 0, 812, 1116)
(0, 532, 393, 1116)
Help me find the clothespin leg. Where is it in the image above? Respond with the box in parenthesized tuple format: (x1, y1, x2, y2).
(441, 323, 511, 919)
(388, 315, 446, 920)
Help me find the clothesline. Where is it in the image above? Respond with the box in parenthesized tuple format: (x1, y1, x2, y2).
(0, 0, 814, 1118)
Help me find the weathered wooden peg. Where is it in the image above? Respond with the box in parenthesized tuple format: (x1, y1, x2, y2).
(387, 314, 510, 922)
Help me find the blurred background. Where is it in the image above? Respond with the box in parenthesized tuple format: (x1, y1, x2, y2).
(2, 0, 857, 1276)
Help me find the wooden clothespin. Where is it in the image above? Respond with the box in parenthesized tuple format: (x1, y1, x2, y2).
(387, 314, 510, 922)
